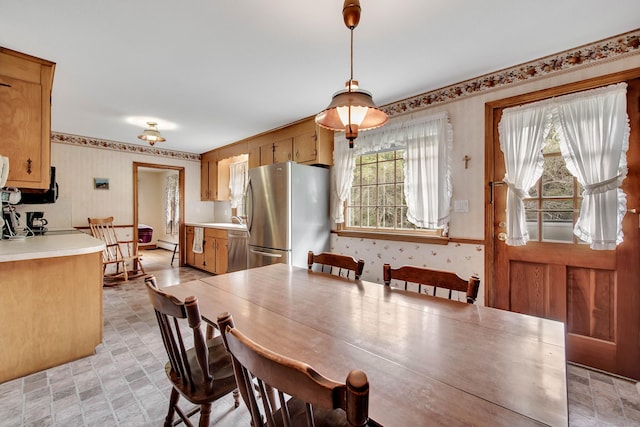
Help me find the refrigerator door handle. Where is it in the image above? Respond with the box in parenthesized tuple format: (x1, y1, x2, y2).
(246, 178, 253, 234)
(250, 249, 283, 258)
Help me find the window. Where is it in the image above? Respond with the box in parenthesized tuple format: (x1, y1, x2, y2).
(498, 82, 628, 249)
(334, 112, 453, 237)
(524, 127, 583, 243)
(347, 150, 417, 231)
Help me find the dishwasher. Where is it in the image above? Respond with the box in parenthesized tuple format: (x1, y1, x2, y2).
(227, 229, 249, 272)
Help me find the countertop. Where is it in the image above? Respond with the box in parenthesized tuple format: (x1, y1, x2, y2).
(0, 232, 105, 262)
(185, 222, 247, 231)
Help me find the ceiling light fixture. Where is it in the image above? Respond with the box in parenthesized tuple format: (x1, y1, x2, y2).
(137, 121, 166, 146)
(315, 0, 388, 148)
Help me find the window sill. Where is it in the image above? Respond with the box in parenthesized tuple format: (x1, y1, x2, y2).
(334, 229, 450, 245)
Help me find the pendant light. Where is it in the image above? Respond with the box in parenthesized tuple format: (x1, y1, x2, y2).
(137, 121, 166, 146)
(315, 0, 388, 148)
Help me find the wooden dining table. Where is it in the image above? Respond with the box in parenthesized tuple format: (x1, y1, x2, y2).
(164, 263, 568, 426)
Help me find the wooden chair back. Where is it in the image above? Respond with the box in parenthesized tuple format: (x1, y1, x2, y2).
(88, 216, 144, 282)
(218, 312, 377, 427)
(308, 251, 365, 279)
(145, 276, 238, 425)
(383, 264, 480, 304)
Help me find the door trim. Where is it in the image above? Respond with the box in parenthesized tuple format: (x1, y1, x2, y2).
(133, 162, 185, 266)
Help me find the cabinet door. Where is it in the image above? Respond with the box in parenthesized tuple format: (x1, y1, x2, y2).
(0, 75, 45, 186)
(259, 142, 274, 166)
(0, 49, 54, 190)
(200, 162, 210, 200)
(293, 131, 317, 164)
(273, 138, 293, 163)
(203, 229, 217, 273)
(200, 157, 218, 201)
(214, 238, 228, 274)
(185, 227, 195, 266)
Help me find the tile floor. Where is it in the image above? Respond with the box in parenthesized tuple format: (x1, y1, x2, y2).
(1, 248, 639, 426)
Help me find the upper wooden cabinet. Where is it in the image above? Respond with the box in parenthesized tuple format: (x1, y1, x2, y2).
(259, 137, 293, 166)
(247, 117, 334, 168)
(200, 117, 334, 198)
(200, 151, 218, 201)
(0, 47, 55, 189)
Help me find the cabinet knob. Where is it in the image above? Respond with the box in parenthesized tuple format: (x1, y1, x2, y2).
(27, 158, 32, 175)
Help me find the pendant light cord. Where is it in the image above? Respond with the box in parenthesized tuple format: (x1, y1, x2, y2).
(347, 26, 354, 138)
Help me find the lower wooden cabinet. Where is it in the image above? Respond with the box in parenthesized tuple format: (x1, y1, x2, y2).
(185, 226, 228, 274)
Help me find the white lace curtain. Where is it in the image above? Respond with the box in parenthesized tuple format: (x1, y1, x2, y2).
(498, 83, 629, 249)
(165, 174, 179, 235)
(332, 112, 453, 229)
(553, 83, 629, 249)
(403, 112, 453, 229)
(229, 160, 248, 210)
(498, 103, 551, 246)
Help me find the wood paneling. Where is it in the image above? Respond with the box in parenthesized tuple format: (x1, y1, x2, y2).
(0, 252, 103, 383)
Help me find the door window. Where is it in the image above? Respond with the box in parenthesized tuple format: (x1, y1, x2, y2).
(525, 127, 583, 243)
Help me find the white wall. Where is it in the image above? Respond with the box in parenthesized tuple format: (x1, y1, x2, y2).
(330, 42, 640, 304)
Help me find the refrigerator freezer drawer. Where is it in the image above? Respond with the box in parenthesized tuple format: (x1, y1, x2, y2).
(248, 246, 290, 269)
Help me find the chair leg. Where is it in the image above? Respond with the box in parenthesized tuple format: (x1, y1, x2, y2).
(199, 403, 212, 427)
(165, 388, 179, 427)
(233, 389, 240, 408)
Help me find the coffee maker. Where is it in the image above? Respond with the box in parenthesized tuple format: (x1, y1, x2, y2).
(26, 211, 48, 235)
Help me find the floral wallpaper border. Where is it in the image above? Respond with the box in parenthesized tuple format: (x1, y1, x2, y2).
(51, 132, 201, 162)
(51, 30, 639, 158)
(383, 30, 640, 116)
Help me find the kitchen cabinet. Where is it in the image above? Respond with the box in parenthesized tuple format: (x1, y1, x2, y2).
(185, 226, 228, 274)
(200, 151, 218, 200)
(0, 47, 55, 189)
(260, 137, 292, 165)
(247, 117, 334, 168)
(0, 234, 103, 383)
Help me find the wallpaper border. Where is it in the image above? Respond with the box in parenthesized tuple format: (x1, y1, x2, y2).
(383, 30, 640, 116)
(51, 132, 201, 162)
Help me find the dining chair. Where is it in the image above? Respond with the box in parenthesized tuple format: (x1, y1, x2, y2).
(308, 251, 365, 279)
(145, 276, 239, 427)
(382, 264, 481, 304)
(217, 312, 380, 427)
(88, 216, 145, 283)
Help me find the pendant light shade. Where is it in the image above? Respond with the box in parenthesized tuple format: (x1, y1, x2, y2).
(137, 121, 166, 146)
(315, 0, 388, 147)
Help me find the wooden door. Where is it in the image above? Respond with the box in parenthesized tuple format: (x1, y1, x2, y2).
(214, 237, 228, 274)
(293, 131, 317, 164)
(203, 229, 216, 273)
(487, 75, 640, 380)
(273, 137, 293, 163)
(0, 75, 44, 185)
(259, 142, 274, 166)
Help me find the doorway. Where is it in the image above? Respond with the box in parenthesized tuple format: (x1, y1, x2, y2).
(485, 71, 640, 380)
(133, 162, 185, 266)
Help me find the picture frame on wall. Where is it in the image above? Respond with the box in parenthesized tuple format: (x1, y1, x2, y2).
(94, 178, 109, 190)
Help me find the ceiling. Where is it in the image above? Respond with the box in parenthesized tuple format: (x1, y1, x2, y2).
(1, 1, 638, 154)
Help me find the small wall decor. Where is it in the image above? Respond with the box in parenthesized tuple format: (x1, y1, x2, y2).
(94, 178, 110, 190)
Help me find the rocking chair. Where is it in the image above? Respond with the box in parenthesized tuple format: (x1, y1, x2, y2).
(88, 216, 145, 284)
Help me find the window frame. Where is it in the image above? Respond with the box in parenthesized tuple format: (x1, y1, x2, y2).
(338, 148, 447, 244)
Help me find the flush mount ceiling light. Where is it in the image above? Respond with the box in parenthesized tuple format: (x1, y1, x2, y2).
(137, 121, 166, 146)
(315, 0, 388, 148)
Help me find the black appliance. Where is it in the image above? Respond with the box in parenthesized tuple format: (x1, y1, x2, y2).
(19, 167, 59, 204)
(26, 211, 48, 235)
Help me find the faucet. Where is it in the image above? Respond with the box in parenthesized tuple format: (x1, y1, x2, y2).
(231, 215, 244, 225)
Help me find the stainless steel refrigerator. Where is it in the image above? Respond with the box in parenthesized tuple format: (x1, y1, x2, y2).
(246, 161, 329, 269)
